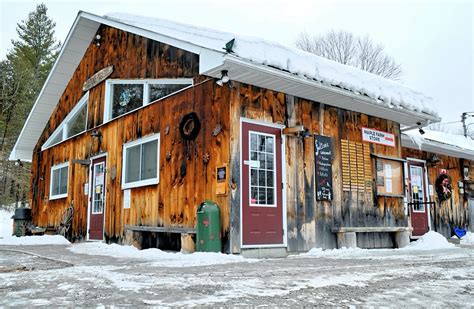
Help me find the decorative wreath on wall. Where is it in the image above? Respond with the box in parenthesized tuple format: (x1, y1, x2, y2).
(435, 172, 452, 202)
(179, 112, 201, 141)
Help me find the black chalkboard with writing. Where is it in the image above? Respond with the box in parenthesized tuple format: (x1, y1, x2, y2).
(314, 135, 333, 201)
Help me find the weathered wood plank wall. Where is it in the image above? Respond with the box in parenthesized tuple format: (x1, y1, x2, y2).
(229, 83, 405, 252)
(30, 25, 232, 247)
(402, 148, 472, 238)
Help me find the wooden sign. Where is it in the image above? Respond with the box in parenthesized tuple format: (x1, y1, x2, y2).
(362, 127, 395, 147)
(83, 65, 113, 91)
(314, 135, 333, 200)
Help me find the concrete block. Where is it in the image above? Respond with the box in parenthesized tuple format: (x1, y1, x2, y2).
(241, 248, 288, 258)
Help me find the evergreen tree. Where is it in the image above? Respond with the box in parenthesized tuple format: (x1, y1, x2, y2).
(0, 3, 60, 207)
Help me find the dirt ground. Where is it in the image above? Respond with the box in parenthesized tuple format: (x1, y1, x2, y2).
(1, 244, 473, 307)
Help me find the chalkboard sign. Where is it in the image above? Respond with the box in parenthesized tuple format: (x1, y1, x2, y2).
(314, 135, 333, 200)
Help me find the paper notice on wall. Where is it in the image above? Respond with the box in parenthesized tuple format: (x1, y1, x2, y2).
(385, 179, 393, 193)
(84, 183, 89, 195)
(123, 189, 131, 209)
(384, 164, 392, 178)
(428, 184, 434, 196)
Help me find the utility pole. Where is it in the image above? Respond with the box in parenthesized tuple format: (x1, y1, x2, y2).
(462, 112, 474, 138)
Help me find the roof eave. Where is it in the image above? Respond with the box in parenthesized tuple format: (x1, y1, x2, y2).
(401, 134, 474, 160)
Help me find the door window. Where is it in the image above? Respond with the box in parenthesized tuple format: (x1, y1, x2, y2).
(92, 162, 105, 214)
(410, 165, 425, 212)
(249, 132, 276, 207)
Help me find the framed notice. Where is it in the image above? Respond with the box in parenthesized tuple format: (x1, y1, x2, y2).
(375, 157, 404, 196)
(314, 135, 333, 200)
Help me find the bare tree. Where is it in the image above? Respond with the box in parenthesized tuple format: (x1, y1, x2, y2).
(296, 30, 402, 80)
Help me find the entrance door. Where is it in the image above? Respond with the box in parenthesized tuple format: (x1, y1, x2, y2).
(242, 121, 284, 246)
(88, 155, 106, 240)
(408, 161, 429, 236)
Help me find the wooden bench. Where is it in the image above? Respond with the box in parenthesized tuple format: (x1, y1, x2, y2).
(331, 226, 413, 249)
(124, 225, 196, 253)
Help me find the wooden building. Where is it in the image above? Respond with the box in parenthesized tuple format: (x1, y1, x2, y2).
(401, 130, 474, 239)
(11, 12, 445, 255)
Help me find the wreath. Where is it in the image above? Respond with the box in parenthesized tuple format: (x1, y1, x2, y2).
(435, 173, 452, 201)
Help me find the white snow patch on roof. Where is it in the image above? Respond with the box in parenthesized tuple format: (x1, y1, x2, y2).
(104, 13, 437, 118)
(403, 129, 474, 152)
(67, 242, 256, 267)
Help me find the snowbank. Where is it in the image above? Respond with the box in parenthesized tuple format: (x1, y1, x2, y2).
(460, 231, 474, 245)
(403, 231, 455, 250)
(105, 13, 436, 118)
(68, 242, 257, 267)
(0, 208, 70, 246)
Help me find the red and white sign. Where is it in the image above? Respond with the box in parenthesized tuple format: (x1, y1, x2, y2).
(362, 127, 395, 147)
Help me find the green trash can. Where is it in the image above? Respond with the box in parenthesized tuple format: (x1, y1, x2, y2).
(196, 201, 221, 252)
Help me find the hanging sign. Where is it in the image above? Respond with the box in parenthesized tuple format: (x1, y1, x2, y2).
(83, 65, 114, 91)
(362, 127, 395, 147)
(314, 135, 333, 201)
(216, 164, 228, 195)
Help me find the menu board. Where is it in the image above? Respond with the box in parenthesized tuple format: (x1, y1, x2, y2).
(314, 135, 333, 201)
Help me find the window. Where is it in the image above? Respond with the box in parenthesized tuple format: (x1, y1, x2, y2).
(104, 79, 193, 122)
(122, 133, 160, 189)
(50, 162, 69, 200)
(249, 131, 276, 207)
(42, 93, 89, 150)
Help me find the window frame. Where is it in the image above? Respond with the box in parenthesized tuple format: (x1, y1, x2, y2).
(49, 161, 69, 200)
(104, 79, 193, 123)
(42, 92, 89, 150)
(121, 133, 160, 190)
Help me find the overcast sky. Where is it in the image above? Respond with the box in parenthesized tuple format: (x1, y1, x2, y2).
(1, 0, 473, 128)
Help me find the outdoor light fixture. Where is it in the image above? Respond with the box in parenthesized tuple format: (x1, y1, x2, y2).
(419, 128, 425, 135)
(91, 129, 102, 143)
(283, 125, 311, 138)
(94, 34, 101, 47)
(216, 70, 230, 86)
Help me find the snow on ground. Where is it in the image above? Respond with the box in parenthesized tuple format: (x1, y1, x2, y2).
(461, 231, 474, 245)
(404, 231, 456, 250)
(298, 231, 457, 259)
(0, 208, 70, 246)
(67, 242, 256, 267)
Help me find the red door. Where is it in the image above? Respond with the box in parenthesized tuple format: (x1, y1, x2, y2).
(89, 156, 106, 240)
(408, 161, 429, 237)
(242, 121, 284, 246)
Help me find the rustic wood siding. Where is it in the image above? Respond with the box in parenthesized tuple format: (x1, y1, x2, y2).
(402, 148, 472, 238)
(30, 26, 233, 245)
(229, 83, 406, 252)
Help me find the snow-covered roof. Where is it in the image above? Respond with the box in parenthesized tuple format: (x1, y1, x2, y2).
(106, 13, 438, 119)
(11, 11, 440, 162)
(402, 129, 474, 160)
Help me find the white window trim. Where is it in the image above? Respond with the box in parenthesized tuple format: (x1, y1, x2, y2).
(104, 78, 193, 123)
(42, 92, 89, 150)
(122, 133, 160, 190)
(49, 161, 69, 200)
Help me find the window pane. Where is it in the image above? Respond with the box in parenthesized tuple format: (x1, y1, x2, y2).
(265, 136, 274, 153)
(266, 188, 274, 205)
(250, 134, 257, 151)
(112, 84, 144, 118)
(67, 104, 87, 137)
(266, 170, 274, 187)
(49, 129, 63, 146)
(52, 168, 60, 196)
(148, 84, 189, 103)
(258, 187, 266, 204)
(258, 170, 265, 186)
(250, 169, 258, 186)
(59, 166, 68, 194)
(251, 187, 258, 204)
(125, 145, 141, 183)
(141, 140, 158, 180)
(258, 135, 266, 152)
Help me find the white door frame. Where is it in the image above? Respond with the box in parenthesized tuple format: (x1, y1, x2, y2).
(240, 117, 287, 249)
(405, 157, 432, 235)
(86, 152, 108, 241)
